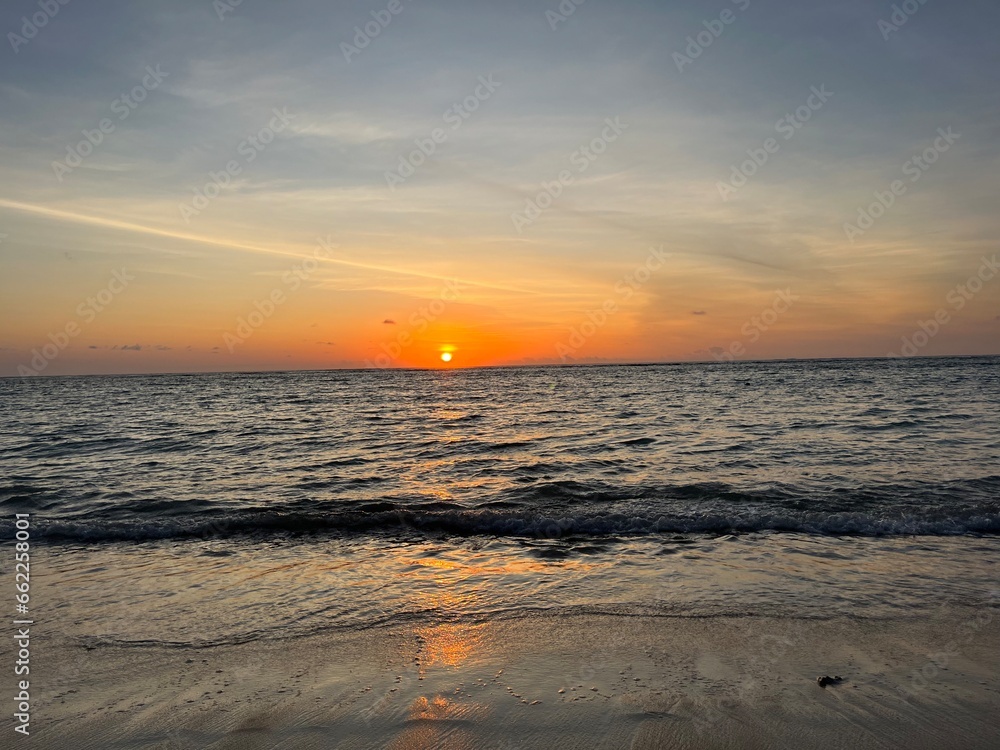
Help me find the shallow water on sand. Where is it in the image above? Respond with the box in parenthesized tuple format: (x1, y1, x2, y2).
(32, 533, 1000, 647)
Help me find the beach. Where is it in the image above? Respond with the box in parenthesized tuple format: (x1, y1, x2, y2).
(31, 610, 1000, 749)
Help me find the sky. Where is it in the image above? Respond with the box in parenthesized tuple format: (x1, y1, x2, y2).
(0, 0, 998, 376)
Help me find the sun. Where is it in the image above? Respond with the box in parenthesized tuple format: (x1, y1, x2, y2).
(440, 352, 453, 363)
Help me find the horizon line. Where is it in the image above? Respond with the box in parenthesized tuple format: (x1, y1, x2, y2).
(3, 352, 998, 380)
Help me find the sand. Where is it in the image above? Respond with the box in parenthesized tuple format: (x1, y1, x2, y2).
(29, 611, 1000, 749)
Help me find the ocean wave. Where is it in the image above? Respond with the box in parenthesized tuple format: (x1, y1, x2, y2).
(14, 503, 1000, 543)
(3, 474, 999, 543)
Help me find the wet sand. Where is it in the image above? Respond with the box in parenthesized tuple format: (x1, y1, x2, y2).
(31, 611, 1000, 749)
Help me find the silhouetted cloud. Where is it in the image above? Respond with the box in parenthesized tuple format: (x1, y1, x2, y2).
(88, 343, 172, 351)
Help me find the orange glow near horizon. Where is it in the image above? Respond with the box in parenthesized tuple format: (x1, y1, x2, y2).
(3, 217, 998, 376)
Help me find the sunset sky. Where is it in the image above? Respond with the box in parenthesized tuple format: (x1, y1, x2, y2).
(1, 0, 998, 376)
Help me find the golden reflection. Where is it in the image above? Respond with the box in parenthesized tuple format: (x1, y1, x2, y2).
(426, 487, 454, 501)
(386, 724, 474, 750)
(403, 555, 596, 579)
(408, 695, 452, 720)
(413, 558, 462, 572)
(416, 623, 486, 669)
(387, 694, 488, 750)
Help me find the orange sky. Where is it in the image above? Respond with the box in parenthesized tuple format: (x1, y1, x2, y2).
(2, 1, 998, 376)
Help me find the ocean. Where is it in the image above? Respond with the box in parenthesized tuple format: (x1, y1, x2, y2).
(3, 357, 999, 651)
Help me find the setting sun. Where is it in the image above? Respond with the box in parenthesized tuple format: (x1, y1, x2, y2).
(440, 352, 453, 363)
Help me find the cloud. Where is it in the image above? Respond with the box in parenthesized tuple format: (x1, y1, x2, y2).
(2, 0, 999, 375)
(317, 341, 335, 345)
(88, 343, 172, 351)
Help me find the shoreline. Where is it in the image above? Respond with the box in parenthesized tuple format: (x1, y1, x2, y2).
(31, 611, 1000, 749)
